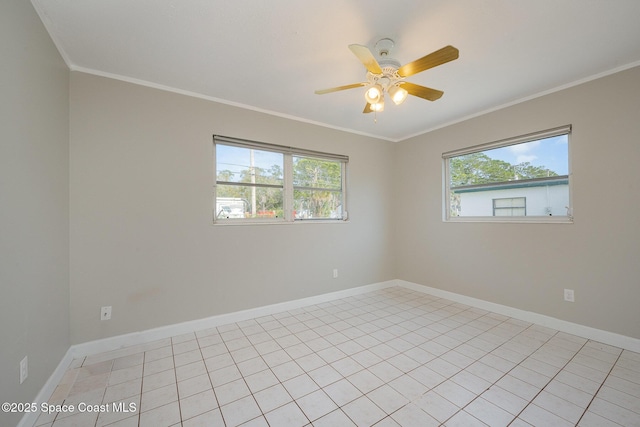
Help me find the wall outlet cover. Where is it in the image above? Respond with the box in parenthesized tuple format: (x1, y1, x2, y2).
(20, 356, 28, 384)
(564, 289, 575, 302)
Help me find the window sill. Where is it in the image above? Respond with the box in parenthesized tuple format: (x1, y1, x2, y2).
(444, 216, 573, 224)
(213, 219, 349, 226)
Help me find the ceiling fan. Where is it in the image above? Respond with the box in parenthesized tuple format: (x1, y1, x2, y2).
(315, 38, 459, 113)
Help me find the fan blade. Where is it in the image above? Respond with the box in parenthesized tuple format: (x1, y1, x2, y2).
(397, 45, 459, 77)
(349, 44, 383, 74)
(363, 103, 373, 114)
(315, 82, 366, 95)
(401, 81, 444, 101)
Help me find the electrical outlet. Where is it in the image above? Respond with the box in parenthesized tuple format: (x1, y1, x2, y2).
(564, 289, 575, 302)
(20, 356, 28, 384)
(101, 306, 112, 320)
(333, 269, 338, 278)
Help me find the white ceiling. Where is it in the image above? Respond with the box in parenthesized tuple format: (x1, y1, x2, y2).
(32, 0, 640, 142)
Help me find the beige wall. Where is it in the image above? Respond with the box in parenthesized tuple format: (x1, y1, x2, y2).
(69, 72, 396, 344)
(0, 1, 70, 425)
(394, 66, 640, 339)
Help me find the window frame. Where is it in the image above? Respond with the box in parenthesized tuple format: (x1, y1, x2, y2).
(213, 135, 348, 225)
(442, 125, 573, 223)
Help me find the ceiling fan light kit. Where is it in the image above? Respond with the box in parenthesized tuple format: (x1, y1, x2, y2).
(365, 84, 383, 104)
(315, 38, 459, 116)
(388, 85, 408, 105)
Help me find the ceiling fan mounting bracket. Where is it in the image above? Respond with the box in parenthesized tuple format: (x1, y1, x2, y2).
(375, 38, 395, 57)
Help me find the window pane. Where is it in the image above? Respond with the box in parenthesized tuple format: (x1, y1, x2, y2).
(293, 156, 342, 190)
(494, 197, 525, 208)
(448, 133, 569, 218)
(216, 145, 283, 186)
(216, 184, 283, 219)
(294, 189, 342, 219)
(214, 136, 347, 224)
(494, 207, 526, 216)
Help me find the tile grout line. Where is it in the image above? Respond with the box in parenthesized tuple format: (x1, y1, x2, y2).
(506, 338, 592, 426)
(434, 315, 562, 426)
(573, 350, 623, 427)
(138, 351, 146, 427)
(169, 337, 183, 427)
(232, 316, 312, 426)
(194, 331, 223, 425)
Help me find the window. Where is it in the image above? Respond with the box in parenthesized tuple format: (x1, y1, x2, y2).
(443, 125, 572, 222)
(214, 135, 348, 223)
(493, 197, 526, 216)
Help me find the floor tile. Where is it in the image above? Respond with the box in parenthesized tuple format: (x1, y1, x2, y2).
(140, 383, 177, 412)
(307, 364, 342, 388)
(464, 397, 514, 426)
(179, 388, 218, 421)
(532, 390, 584, 424)
(432, 379, 476, 408)
(42, 287, 640, 427)
(444, 410, 489, 427)
(296, 352, 326, 372)
(209, 365, 242, 387)
(253, 383, 292, 413)
(586, 397, 640, 427)
(236, 356, 269, 377)
(323, 378, 363, 407)
(139, 400, 181, 427)
(108, 364, 143, 386)
(296, 389, 338, 421)
(543, 378, 593, 408)
(312, 408, 356, 427)
(175, 360, 208, 382)
(141, 369, 175, 393)
(578, 410, 625, 427)
(214, 378, 250, 406)
(481, 385, 528, 415)
(348, 369, 385, 394)
(51, 411, 99, 427)
(244, 368, 279, 394)
(175, 350, 204, 368)
(264, 401, 309, 427)
(391, 402, 439, 427)
(367, 384, 409, 414)
(144, 356, 175, 377)
(342, 395, 387, 427)
(519, 404, 574, 427)
(331, 357, 364, 377)
(178, 373, 212, 399)
(414, 390, 459, 422)
(220, 395, 262, 427)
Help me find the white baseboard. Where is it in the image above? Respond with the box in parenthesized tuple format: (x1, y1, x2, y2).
(18, 281, 394, 427)
(71, 280, 397, 359)
(396, 279, 640, 353)
(17, 348, 74, 427)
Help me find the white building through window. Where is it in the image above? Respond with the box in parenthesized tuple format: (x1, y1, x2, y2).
(443, 125, 572, 222)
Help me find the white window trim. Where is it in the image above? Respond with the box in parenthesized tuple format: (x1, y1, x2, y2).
(213, 135, 349, 225)
(442, 125, 573, 224)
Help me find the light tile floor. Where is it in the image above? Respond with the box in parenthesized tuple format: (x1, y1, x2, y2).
(35, 287, 640, 427)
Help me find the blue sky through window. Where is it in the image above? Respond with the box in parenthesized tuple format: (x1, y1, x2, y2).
(481, 135, 568, 175)
(216, 144, 283, 182)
